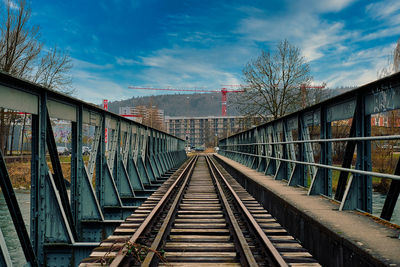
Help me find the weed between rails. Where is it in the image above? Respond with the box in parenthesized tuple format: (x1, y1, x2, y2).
(97, 241, 168, 266)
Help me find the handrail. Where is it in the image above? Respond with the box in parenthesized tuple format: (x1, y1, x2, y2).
(218, 72, 400, 221)
(220, 149, 400, 181)
(220, 134, 400, 145)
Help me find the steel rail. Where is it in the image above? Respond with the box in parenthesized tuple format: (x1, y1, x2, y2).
(141, 156, 197, 266)
(220, 134, 400, 146)
(109, 156, 197, 267)
(221, 149, 400, 181)
(205, 156, 258, 267)
(207, 155, 289, 267)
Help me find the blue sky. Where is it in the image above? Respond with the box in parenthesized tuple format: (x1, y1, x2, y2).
(25, 0, 400, 104)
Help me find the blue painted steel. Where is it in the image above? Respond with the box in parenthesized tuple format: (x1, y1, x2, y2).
(219, 72, 400, 220)
(0, 72, 186, 266)
(308, 106, 332, 196)
(341, 95, 372, 212)
(381, 160, 400, 220)
(0, 149, 37, 266)
(30, 91, 48, 266)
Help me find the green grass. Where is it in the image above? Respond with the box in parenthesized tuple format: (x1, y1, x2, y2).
(58, 155, 89, 163)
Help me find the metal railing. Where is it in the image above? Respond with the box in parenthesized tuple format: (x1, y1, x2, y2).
(219, 71, 400, 223)
(0, 71, 187, 266)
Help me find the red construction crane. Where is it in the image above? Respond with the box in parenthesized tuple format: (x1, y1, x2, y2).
(128, 86, 244, 116)
(120, 114, 142, 118)
(300, 83, 326, 108)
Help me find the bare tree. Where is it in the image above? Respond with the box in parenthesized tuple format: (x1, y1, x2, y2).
(0, 0, 74, 153)
(134, 104, 164, 131)
(374, 38, 400, 192)
(234, 39, 312, 121)
(0, 0, 73, 91)
(0, 0, 42, 78)
(394, 38, 400, 73)
(33, 46, 74, 94)
(301, 83, 327, 108)
(378, 56, 394, 78)
(378, 38, 400, 78)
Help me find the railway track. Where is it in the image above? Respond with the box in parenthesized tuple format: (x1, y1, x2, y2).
(80, 155, 320, 266)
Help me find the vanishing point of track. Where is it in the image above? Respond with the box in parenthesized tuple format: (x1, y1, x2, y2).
(80, 155, 321, 267)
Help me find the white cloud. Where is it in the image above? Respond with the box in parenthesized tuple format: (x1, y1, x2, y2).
(72, 58, 113, 70)
(92, 34, 99, 42)
(361, 25, 400, 41)
(325, 65, 381, 88)
(180, 31, 228, 44)
(310, 0, 356, 13)
(68, 58, 125, 103)
(301, 22, 348, 61)
(322, 46, 393, 88)
(236, 10, 350, 61)
(61, 19, 82, 36)
(366, 0, 400, 21)
(136, 47, 242, 89)
(235, 1, 399, 89)
(55, 0, 399, 105)
(72, 69, 126, 103)
(115, 57, 138, 66)
(234, 6, 265, 16)
(342, 44, 394, 67)
(365, 0, 400, 37)
(69, 44, 245, 103)
(3, 0, 18, 10)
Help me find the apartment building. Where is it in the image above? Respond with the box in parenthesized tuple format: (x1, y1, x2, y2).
(164, 116, 261, 148)
(119, 106, 165, 130)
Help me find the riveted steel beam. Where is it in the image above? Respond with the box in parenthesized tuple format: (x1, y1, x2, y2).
(219, 71, 400, 220)
(0, 72, 186, 266)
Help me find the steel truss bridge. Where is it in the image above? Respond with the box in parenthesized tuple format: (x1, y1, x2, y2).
(218, 72, 400, 218)
(0, 71, 399, 266)
(0, 72, 186, 266)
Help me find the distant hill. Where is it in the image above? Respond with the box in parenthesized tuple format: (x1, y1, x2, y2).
(325, 86, 357, 97)
(108, 92, 240, 117)
(107, 86, 357, 118)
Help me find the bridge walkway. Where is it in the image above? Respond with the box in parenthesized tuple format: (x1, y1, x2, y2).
(215, 153, 400, 267)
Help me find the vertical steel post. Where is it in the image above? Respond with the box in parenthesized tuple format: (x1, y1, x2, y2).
(71, 105, 83, 236)
(96, 112, 106, 208)
(356, 95, 372, 212)
(257, 127, 267, 172)
(381, 159, 400, 220)
(114, 120, 121, 191)
(309, 107, 332, 196)
(30, 92, 47, 265)
(334, 116, 357, 201)
(321, 106, 332, 196)
(298, 115, 307, 186)
(341, 95, 372, 212)
(265, 126, 276, 176)
(275, 121, 287, 180)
